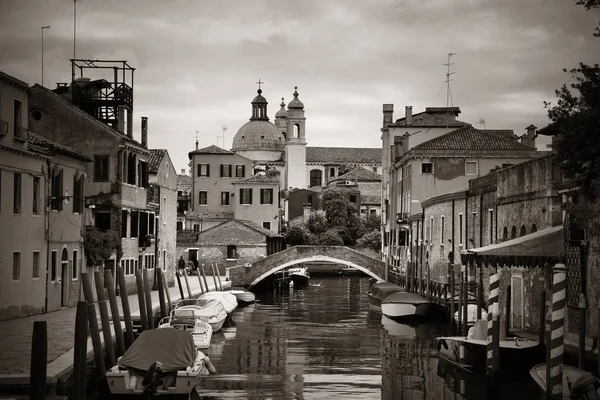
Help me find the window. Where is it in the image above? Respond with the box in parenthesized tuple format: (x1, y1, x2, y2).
(531, 224, 537, 234)
(227, 245, 238, 260)
(177, 221, 183, 230)
(329, 167, 335, 178)
(131, 211, 139, 238)
(95, 211, 111, 231)
(138, 161, 149, 188)
(72, 250, 78, 280)
(51, 167, 63, 211)
(127, 153, 136, 184)
(239, 188, 252, 205)
(33, 176, 40, 215)
(51, 250, 57, 281)
(421, 162, 433, 174)
(465, 161, 478, 176)
(307, 194, 314, 207)
(221, 191, 230, 206)
(93, 155, 109, 182)
(459, 213, 463, 245)
(441, 216, 445, 244)
(502, 226, 508, 241)
(262, 221, 271, 230)
(125, 259, 130, 275)
(197, 164, 210, 177)
(373, 166, 377, 173)
(472, 211, 477, 245)
(13, 173, 21, 214)
(199, 191, 208, 205)
(148, 213, 155, 235)
(32, 251, 40, 279)
(511, 226, 517, 239)
(121, 210, 128, 238)
(13, 99, 22, 136)
(370, 209, 377, 215)
(520, 225, 526, 237)
(177, 190, 183, 196)
(163, 197, 167, 225)
(309, 170, 322, 187)
(12, 252, 21, 281)
(260, 188, 273, 205)
(73, 174, 84, 213)
(193, 224, 199, 231)
(235, 165, 246, 178)
(135, 259, 138, 271)
(145, 254, 155, 269)
(349, 194, 358, 203)
(220, 164, 232, 178)
(489, 210, 494, 244)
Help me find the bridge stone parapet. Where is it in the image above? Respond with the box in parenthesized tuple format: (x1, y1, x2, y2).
(226, 245, 385, 288)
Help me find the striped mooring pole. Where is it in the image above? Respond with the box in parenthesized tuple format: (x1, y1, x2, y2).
(546, 263, 567, 399)
(486, 273, 500, 391)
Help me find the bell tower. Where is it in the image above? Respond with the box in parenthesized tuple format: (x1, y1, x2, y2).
(285, 87, 307, 189)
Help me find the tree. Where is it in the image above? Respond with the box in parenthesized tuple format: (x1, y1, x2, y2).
(285, 225, 310, 246)
(321, 229, 344, 246)
(338, 163, 352, 176)
(356, 230, 382, 252)
(306, 212, 328, 235)
(362, 213, 381, 233)
(84, 226, 123, 267)
(575, 0, 600, 37)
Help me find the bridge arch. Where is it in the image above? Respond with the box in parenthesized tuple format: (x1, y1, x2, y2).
(249, 255, 384, 288)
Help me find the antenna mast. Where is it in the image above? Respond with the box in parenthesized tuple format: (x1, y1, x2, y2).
(221, 125, 227, 148)
(72, 0, 77, 81)
(443, 52, 457, 132)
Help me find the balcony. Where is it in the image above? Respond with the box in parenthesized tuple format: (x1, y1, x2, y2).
(396, 212, 410, 227)
(14, 126, 29, 142)
(0, 120, 7, 137)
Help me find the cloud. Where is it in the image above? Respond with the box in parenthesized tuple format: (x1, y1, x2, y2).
(0, 0, 598, 171)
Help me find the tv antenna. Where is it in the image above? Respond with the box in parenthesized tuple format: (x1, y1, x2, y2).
(220, 125, 227, 148)
(477, 118, 487, 130)
(443, 52, 457, 131)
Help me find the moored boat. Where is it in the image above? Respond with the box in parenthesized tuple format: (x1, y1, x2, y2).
(227, 286, 256, 304)
(366, 281, 405, 312)
(175, 298, 228, 333)
(289, 266, 310, 286)
(454, 304, 488, 326)
(381, 314, 438, 338)
(157, 309, 213, 350)
(436, 320, 543, 373)
(105, 328, 215, 399)
(530, 363, 599, 399)
(381, 291, 446, 320)
(199, 291, 238, 314)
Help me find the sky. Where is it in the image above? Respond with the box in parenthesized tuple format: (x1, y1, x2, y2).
(0, 0, 599, 173)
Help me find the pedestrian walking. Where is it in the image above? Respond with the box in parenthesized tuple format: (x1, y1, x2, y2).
(177, 255, 186, 274)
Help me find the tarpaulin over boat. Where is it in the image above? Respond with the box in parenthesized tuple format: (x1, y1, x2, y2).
(118, 329, 196, 373)
(369, 282, 405, 302)
(176, 298, 226, 318)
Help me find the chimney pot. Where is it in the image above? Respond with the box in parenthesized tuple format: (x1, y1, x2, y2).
(141, 117, 148, 147)
(382, 104, 394, 128)
(181, 169, 185, 175)
(405, 106, 413, 125)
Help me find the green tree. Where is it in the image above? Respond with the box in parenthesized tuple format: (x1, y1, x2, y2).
(362, 213, 381, 233)
(84, 226, 123, 267)
(356, 230, 382, 252)
(285, 225, 310, 246)
(321, 229, 344, 246)
(306, 212, 328, 235)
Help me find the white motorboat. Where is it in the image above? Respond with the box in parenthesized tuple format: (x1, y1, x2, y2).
(227, 287, 256, 305)
(157, 308, 213, 350)
(105, 328, 215, 398)
(199, 291, 238, 314)
(530, 363, 599, 399)
(175, 298, 228, 333)
(366, 281, 405, 312)
(381, 291, 446, 320)
(289, 267, 310, 286)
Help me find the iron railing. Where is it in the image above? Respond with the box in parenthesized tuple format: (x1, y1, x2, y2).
(14, 126, 29, 141)
(0, 120, 7, 136)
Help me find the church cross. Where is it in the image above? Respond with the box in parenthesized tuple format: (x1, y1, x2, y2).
(256, 79, 264, 90)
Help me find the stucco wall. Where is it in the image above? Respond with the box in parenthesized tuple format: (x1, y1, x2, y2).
(233, 182, 280, 232)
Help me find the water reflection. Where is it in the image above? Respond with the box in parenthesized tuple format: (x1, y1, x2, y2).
(195, 276, 538, 400)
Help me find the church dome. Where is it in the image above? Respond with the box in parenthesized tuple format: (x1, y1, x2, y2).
(287, 87, 304, 109)
(232, 120, 285, 151)
(275, 98, 287, 119)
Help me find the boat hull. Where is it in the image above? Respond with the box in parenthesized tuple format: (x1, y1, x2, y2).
(229, 290, 255, 304)
(381, 292, 446, 321)
(529, 363, 595, 400)
(437, 336, 544, 373)
(289, 267, 310, 286)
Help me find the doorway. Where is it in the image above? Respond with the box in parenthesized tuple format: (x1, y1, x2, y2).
(511, 275, 524, 329)
(61, 248, 69, 307)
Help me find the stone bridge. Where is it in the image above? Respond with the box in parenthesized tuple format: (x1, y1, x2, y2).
(226, 245, 385, 288)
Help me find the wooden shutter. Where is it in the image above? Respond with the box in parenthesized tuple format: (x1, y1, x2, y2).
(206, 164, 210, 177)
(58, 169, 64, 211)
(220, 165, 224, 178)
(241, 165, 245, 177)
(73, 173, 78, 213)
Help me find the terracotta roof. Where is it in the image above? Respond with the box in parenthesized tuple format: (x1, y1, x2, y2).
(232, 175, 279, 185)
(335, 167, 381, 182)
(148, 149, 166, 174)
(238, 219, 283, 238)
(177, 174, 192, 186)
(306, 147, 381, 164)
(413, 126, 537, 151)
(27, 132, 92, 162)
(483, 129, 517, 139)
(0, 71, 31, 92)
(188, 145, 234, 157)
(392, 107, 471, 127)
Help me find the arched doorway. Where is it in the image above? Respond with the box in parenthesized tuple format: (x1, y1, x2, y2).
(61, 248, 69, 307)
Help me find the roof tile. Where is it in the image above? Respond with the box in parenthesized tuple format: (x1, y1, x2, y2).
(189, 145, 234, 156)
(392, 107, 471, 127)
(335, 167, 381, 182)
(413, 126, 537, 151)
(232, 174, 279, 185)
(148, 149, 166, 174)
(27, 132, 92, 162)
(306, 147, 381, 164)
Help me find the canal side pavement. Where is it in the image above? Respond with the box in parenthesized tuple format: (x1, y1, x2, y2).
(0, 275, 229, 389)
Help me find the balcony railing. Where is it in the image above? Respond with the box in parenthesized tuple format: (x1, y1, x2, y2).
(0, 120, 7, 136)
(14, 126, 29, 142)
(396, 212, 409, 224)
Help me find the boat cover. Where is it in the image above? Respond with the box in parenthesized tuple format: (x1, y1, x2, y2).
(382, 291, 430, 305)
(177, 298, 226, 318)
(118, 329, 196, 373)
(370, 282, 405, 301)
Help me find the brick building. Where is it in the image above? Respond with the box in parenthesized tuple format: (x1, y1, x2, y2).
(328, 166, 382, 216)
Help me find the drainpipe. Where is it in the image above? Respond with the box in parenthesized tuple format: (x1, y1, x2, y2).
(479, 194, 484, 247)
(44, 159, 52, 314)
(451, 199, 455, 263)
(421, 212, 425, 287)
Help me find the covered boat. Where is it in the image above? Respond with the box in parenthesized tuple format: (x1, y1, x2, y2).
(175, 298, 228, 332)
(157, 308, 213, 349)
(227, 287, 255, 305)
(530, 363, 599, 399)
(366, 282, 405, 312)
(437, 320, 543, 373)
(381, 291, 446, 320)
(105, 328, 214, 398)
(199, 291, 238, 314)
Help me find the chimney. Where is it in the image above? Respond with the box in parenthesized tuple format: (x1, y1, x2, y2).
(141, 117, 148, 147)
(405, 106, 412, 125)
(525, 124, 537, 148)
(181, 169, 185, 175)
(382, 104, 394, 128)
(402, 132, 410, 153)
(195, 139, 199, 150)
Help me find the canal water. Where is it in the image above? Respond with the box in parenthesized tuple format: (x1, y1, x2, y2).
(195, 275, 539, 399)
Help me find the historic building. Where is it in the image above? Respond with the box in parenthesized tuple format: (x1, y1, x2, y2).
(381, 104, 542, 271)
(176, 168, 192, 224)
(328, 166, 382, 216)
(0, 71, 91, 320)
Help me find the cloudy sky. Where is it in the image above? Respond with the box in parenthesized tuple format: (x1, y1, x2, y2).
(1, 0, 598, 172)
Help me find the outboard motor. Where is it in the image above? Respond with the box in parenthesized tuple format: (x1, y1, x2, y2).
(569, 375, 600, 400)
(142, 361, 164, 398)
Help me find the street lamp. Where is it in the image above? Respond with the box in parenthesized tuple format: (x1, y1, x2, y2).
(41, 26, 51, 87)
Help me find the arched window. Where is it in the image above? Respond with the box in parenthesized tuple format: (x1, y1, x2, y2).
(309, 169, 322, 187)
(330, 167, 335, 178)
(530, 224, 537, 234)
(293, 124, 300, 138)
(502, 226, 508, 241)
(520, 225, 527, 237)
(282, 131, 286, 139)
(511, 226, 517, 239)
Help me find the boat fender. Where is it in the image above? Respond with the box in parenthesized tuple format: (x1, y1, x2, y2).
(204, 356, 217, 375)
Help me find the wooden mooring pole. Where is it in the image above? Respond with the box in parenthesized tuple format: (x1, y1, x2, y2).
(135, 269, 149, 331)
(175, 270, 185, 299)
(143, 269, 154, 329)
(197, 268, 206, 294)
(505, 285, 512, 339)
(547, 263, 567, 400)
(462, 267, 468, 335)
(156, 268, 168, 319)
(538, 290, 546, 346)
(29, 320, 47, 400)
(81, 273, 106, 376)
(103, 269, 126, 357)
(578, 294, 587, 370)
(116, 267, 135, 348)
(477, 267, 484, 320)
(72, 301, 88, 400)
(486, 273, 500, 396)
(161, 270, 172, 313)
(210, 263, 219, 291)
(182, 268, 193, 298)
(215, 263, 224, 291)
(457, 269, 464, 335)
(200, 264, 210, 292)
(449, 265, 455, 335)
(93, 271, 116, 367)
